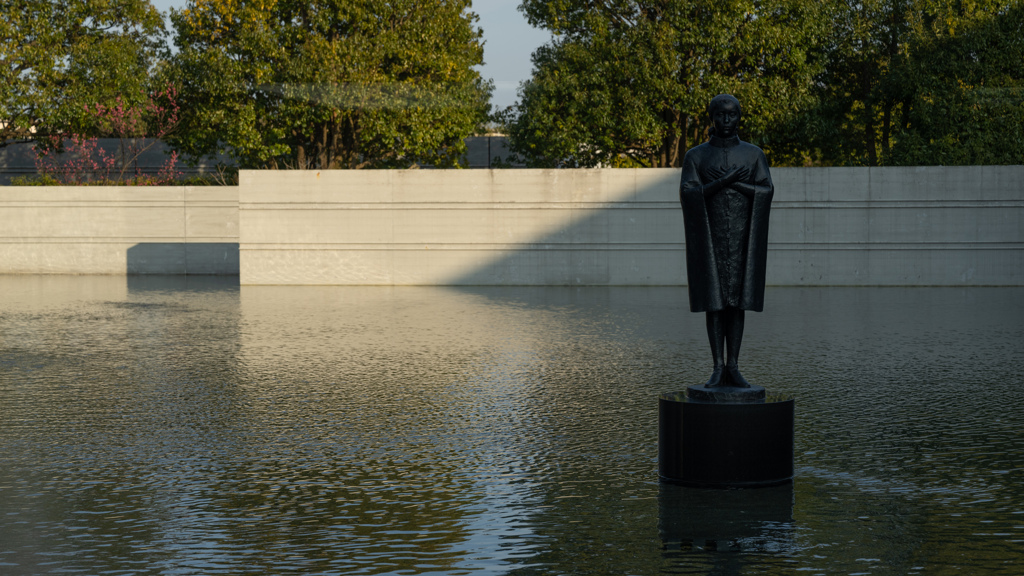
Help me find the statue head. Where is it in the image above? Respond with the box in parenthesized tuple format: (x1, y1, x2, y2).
(708, 94, 741, 139)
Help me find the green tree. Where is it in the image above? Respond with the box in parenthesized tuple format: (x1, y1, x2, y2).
(799, 0, 1023, 166)
(502, 0, 826, 168)
(890, 2, 1024, 165)
(0, 0, 166, 148)
(164, 0, 492, 170)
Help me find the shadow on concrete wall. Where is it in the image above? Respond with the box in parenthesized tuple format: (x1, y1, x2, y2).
(443, 173, 685, 286)
(437, 167, 1024, 287)
(127, 243, 240, 275)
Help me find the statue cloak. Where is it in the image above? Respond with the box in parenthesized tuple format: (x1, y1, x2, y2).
(679, 136, 774, 313)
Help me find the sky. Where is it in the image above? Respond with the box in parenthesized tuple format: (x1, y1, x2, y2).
(148, 0, 552, 110)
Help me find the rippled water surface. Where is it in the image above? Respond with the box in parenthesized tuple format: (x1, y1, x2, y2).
(1, 276, 1023, 575)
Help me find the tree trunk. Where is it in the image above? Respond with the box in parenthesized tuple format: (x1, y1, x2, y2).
(863, 63, 877, 167)
(344, 115, 358, 169)
(329, 119, 340, 169)
(659, 108, 683, 168)
(882, 102, 891, 163)
(681, 115, 688, 156)
(319, 124, 329, 169)
(656, 109, 667, 167)
(865, 111, 877, 166)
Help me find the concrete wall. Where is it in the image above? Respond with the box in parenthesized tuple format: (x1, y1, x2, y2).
(239, 169, 681, 285)
(0, 186, 238, 274)
(771, 166, 1023, 285)
(2, 166, 1020, 283)
(238, 166, 1024, 286)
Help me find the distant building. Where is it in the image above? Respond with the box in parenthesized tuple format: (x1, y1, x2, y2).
(463, 135, 520, 168)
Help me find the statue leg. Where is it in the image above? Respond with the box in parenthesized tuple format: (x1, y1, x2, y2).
(704, 311, 726, 387)
(724, 308, 750, 387)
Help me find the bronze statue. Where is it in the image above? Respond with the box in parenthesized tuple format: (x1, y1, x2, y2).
(679, 94, 773, 388)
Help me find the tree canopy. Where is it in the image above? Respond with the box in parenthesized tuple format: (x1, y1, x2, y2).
(163, 0, 492, 169)
(0, 0, 167, 148)
(505, 0, 1024, 167)
(502, 0, 827, 168)
(802, 0, 1024, 166)
(890, 2, 1024, 166)
(3, 0, 1020, 170)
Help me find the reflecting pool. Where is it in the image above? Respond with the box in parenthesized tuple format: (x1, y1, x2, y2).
(1, 276, 1023, 575)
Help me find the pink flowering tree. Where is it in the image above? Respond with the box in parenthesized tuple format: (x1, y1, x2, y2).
(34, 84, 182, 185)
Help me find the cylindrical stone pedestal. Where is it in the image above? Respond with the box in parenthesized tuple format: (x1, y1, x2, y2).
(659, 387, 794, 487)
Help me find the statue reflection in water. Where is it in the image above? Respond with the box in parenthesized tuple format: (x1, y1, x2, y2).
(679, 94, 774, 388)
(658, 482, 795, 568)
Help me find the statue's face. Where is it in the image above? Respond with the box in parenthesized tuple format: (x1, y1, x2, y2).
(712, 100, 741, 138)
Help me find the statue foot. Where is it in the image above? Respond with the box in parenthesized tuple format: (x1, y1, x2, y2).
(726, 365, 751, 388)
(705, 365, 725, 387)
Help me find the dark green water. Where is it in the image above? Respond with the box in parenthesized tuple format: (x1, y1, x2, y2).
(1, 276, 1022, 575)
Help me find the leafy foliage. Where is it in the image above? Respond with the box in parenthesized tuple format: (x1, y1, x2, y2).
(0, 0, 167, 148)
(505, 0, 1023, 167)
(502, 0, 827, 167)
(780, 0, 1024, 165)
(163, 0, 493, 169)
(888, 2, 1024, 165)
